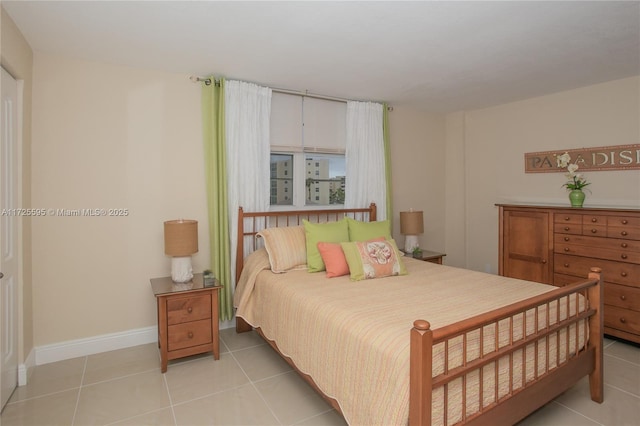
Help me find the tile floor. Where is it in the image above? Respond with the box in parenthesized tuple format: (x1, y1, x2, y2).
(1, 330, 638, 425)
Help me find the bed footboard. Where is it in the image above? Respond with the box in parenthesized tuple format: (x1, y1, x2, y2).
(410, 267, 603, 426)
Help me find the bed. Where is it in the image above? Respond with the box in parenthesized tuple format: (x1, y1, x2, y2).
(233, 204, 603, 426)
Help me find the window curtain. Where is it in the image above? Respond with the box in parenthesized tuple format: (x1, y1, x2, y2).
(383, 103, 393, 227)
(345, 101, 387, 220)
(224, 80, 272, 301)
(202, 79, 272, 320)
(202, 77, 233, 320)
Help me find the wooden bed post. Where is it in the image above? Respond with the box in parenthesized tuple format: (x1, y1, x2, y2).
(587, 267, 604, 403)
(410, 320, 432, 426)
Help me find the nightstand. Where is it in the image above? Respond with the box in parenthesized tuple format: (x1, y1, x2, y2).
(150, 273, 221, 373)
(404, 250, 446, 264)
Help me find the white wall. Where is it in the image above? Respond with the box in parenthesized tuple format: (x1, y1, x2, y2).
(31, 53, 209, 345)
(446, 76, 640, 274)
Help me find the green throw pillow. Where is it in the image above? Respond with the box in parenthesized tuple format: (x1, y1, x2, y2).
(303, 218, 349, 272)
(347, 217, 392, 242)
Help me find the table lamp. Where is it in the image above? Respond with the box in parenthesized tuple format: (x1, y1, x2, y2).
(164, 219, 198, 283)
(400, 210, 424, 252)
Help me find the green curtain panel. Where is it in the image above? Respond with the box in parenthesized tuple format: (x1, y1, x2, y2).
(202, 77, 234, 321)
(383, 103, 393, 230)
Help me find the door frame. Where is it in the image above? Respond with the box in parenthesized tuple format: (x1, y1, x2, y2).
(0, 66, 25, 409)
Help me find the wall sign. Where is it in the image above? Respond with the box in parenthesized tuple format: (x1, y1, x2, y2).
(525, 144, 640, 173)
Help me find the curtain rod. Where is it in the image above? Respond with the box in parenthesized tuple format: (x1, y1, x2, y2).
(189, 75, 393, 110)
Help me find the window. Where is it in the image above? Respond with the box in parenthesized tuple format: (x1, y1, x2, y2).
(270, 93, 346, 207)
(270, 153, 294, 205)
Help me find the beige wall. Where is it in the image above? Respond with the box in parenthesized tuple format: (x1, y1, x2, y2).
(23, 43, 640, 351)
(1, 7, 34, 364)
(446, 76, 640, 274)
(388, 106, 446, 253)
(31, 53, 209, 345)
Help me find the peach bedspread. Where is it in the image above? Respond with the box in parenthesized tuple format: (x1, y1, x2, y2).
(234, 249, 585, 425)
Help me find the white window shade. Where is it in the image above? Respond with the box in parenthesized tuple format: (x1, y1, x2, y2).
(270, 93, 302, 150)
(270, 93, 346, 153)
(303, 98, 346, 152)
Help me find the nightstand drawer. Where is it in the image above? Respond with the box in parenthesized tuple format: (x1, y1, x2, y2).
(167, 294, 211, 325)
(168, 319, 212, 351)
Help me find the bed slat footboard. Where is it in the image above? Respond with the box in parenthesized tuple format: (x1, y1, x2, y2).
(409, 267, 603, 426)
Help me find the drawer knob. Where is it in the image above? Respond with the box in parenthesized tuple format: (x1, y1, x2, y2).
(620, 318, 626, 324)
(541, 259, 547, 264)
(622, 243, 628, 248)
(621, 272, 628, 277)
(621, 254, 628, 259)
(591, 218, 597, 223)
(564, 216, 570, 221)
(564, 248, 570, 252)
(188, 307, 193, 313)
(622, 219, 628, 225)
(564, 263, 570, 268)
(564, 237, 570, 241)
(188, 332, 194, 338)
(591, 229, 598, 234)
(564, 227, 570, 231)
(620, 295, 627, 301)
(621, 231, 628, 236)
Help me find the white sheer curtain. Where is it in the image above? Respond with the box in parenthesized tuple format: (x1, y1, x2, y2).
(225, 80, 272, 283)
(345, 101, 386, 220)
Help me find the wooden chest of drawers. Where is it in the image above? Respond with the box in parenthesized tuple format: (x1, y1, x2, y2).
(499, 205, 640, 343)
(151, 274, 221, 372)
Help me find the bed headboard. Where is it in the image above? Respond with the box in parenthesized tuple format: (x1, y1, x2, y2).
(235, 203, 377, 283)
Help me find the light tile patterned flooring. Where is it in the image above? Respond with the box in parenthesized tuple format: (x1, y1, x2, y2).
(1, 329, 638, 425)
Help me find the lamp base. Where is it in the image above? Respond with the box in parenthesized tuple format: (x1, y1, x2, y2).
(171, 256, 194, 283)
(404, 235, 419, 253)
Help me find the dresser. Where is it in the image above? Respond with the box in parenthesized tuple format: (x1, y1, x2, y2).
(498, 204, 640, 343)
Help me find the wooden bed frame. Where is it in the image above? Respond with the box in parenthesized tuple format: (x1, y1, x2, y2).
(234, 204, 603, 425)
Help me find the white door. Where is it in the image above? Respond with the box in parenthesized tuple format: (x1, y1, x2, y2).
(1, 66, 20, 410)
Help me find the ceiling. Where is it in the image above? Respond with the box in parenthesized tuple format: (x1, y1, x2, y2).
(3, 1, 640, 112)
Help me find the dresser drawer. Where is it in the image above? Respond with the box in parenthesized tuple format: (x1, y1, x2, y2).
(604, 305, 640, 336)
(582, 215, 607, 226)
(605, 283, 640, 312)
(581, 225, 607, 237)
(554, 273, 590, 287)
(554, 233, 640, 252)
(168, 319, 212, 351)
(608, 216, 640, 228)
(608, 226, 640, 241)
(167, 294, 212, 325)
(554, 223, 582, 235)
(555, 243, 640, 264)
(554, 253, 640, 287)
(555, 213, 583, 225)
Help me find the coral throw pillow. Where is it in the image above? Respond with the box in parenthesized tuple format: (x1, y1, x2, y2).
(317, 242, 350, 278)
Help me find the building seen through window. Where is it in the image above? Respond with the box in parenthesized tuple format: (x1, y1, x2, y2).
(270, 154, 345, 206)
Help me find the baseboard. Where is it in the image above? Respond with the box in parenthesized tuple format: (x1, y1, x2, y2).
(34, 319, 237, 366)
(35, 326, 157, 366)
(18, 348, 35, 386)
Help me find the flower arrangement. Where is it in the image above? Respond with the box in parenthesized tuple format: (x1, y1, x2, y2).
(556, 152, 590, 191)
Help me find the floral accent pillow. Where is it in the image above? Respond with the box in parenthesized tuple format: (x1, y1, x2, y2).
(341, 239, 407, 281)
